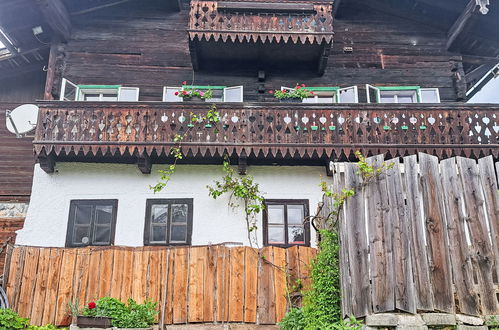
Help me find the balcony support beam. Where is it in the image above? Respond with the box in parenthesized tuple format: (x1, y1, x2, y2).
(38, 151, 55, 174)
(35, 0, 72, 41)
(137, 154, 152, 174)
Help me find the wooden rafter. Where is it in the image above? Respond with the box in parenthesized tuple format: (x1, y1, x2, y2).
(447, 0, 485, 51)
(35, 0, 72, 41)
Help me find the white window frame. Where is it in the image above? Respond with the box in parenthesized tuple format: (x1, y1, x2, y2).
(60, 78, 79, 101)
(163, 87, 183, 102)
(163, 85, 243, 102)
(366, 84, 381, 103)
(338, 86, 359, 103)
(118, 87, 140, 101)
(223, 86, 244, 102)
(419, 88, 441, 103)
(60, 79, 140, 102)
(78, 88, 120, 101)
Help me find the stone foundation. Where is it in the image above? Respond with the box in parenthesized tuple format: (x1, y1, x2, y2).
(363, 313, 498, 330)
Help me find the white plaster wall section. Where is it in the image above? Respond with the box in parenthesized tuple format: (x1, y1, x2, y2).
(16, 163, 326, 248)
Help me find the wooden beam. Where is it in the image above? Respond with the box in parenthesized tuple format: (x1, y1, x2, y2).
(317, 42, 332, 76)
(38, 152, 55, 174)
(238, 155, 247, 175)
(137, 154, 152, 174)
(70, 0, 132, 16)
(333, 0, 342, 17)
(446, 0, 482, 51)
(35, 0, 71, 41)
(0, 29, 18, 55)
(43, 43, 58, 100)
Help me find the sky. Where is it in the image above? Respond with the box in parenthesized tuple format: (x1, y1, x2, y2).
(0, 40, 4, 49)
(468, 71, 499, 103)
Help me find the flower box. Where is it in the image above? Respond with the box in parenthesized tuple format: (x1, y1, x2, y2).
(183, 96, 204, 102)
(76, 316, 113, 328)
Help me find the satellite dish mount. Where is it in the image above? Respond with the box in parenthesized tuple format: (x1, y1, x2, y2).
(5, 104, 39, 138)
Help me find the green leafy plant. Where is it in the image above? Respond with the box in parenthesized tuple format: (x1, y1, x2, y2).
(27, 325, 62, 330)
(354, 150, 394, 183)
(175, 81, 213, 100)
(0, 308, 30, 329)
(207, 159, 265, 247)
(487, 316, 499, 330)
(278, 308, 307, 330)
(270, 84, 313, 100)
(81, 297, 158, 328)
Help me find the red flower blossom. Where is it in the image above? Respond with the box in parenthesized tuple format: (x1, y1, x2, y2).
(296, 86, 301, 89)
(282, 89, 287, 93)
(310, 91, 314, 95)
(182, 81, 187, 85)
(174, 92, 179, 96)
(268, 90, 274, 94)
(88, 302, 96, 309)
(301, 84, 306, 87)
(182, 91, 187, 95)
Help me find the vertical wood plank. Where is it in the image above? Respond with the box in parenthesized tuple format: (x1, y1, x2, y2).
(333, 164, 352, 318)
(86, 248, 102, 302)
(273, 247, 288, 322)
(385, 158, 416, 314)
(257, 246, 275, 324)
(345, 160, 372, 316)
(440, 158, 480, 316)
(159, 248, 170, 327)
(30, 248, 51, 325)
(204, 245, 217, 322)
(74, 248, 91, 310)
(457, 156, 499, 314)
(42, 248, 63, 325)
(419, 153, 454, 313)
(173, 247, 189, 324)
(110, 248, 125, 300)
(216, 246, 230, 322)
(244, 247, 258, 323)
(478, 156, 499, 283)
(229, 246, 245, 322)
(163, 248, 175, 325)
(131, 247, 145, 302)
(188, 247, 205, 322)
(17, 247, 40, 319)
(6, 246, 26, 311)
(98, 248, 115, 298)
(403, 155, 434, 311)
(148, 249, 161, 305)
(55, 249, 76, 326)
(120, 248, 134, 302)
(297, 247, 313, 295)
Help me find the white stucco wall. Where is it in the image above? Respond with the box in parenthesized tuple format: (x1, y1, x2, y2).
(16, 163, 326, 248)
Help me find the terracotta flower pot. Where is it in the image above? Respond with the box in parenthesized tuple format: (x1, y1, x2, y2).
(76, 316, 113, 328)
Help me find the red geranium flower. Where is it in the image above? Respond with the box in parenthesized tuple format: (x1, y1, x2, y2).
(268, 90, 274, 94)
(283, 89, 287, 93)
(182, 91, 187, 95)
(310, 91, 314, 95)
(182, 81, 187, 85)
(88, 302, 96, 309)
(174, 92, 179, 96)
(296, 86, 301, 89)
(301, 84, 306, 87)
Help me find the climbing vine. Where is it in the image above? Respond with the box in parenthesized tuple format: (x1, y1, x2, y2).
(150, 104, 220, 193)
(206, 159, 265, 248)
(280, 151, 393, 330)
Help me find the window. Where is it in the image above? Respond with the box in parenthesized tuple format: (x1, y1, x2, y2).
(162, 85, 243, 102)
(263, 200, 310, 247)
(282, 86, 358, 103)
(66, 200, 118, 247)
(366, 85, 440, 103)
(144, 199, 193, 245)
(60, 78, 140, 101)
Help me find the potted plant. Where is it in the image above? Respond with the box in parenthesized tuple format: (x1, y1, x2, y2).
(75, 301, 113, 328)
(270, 84, 313, 103)
(175, 81, 213, 102)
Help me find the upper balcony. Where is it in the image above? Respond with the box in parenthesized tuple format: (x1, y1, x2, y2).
(33, 101, 499, 174)
(187, 0, 334, 74)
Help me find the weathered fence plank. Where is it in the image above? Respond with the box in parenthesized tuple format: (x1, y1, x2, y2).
(419, 153, 454, 313)
(385, 158, 416, 314)
(478, 156, 499, 284)
(244, 247, 258, 323)
(457, 157, 499, 315)
(172, 247, 188, 324)
(440, 158, 480, 316)
(365, 155, 393, 314)
(403, 155, 434, 311)
(258, 246, 276, 324)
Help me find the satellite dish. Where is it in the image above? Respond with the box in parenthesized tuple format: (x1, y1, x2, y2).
(5, 104, 39, 137)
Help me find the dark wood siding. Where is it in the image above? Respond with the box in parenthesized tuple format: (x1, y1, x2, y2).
(55, 0, 464, 103)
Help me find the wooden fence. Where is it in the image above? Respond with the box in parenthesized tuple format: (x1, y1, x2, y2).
(336, 153, 499, 318)
(3, 245, 316, 326)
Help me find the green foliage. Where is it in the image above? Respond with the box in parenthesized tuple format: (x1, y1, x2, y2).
(176, 88, 213, 100)
(27, 325, 63, 330)
(82, 297, 158, 328)
(487, 316, 499, 330)
(271, 84, 313, 100)
(0, 308, 30, 329)
(278, 308, 307, 330)
(207, 159, 265, 247)
(354, 151, 394, 183)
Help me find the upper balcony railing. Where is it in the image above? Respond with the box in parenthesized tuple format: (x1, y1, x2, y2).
(33, 101, 499, 172)
(187, 0, 334, 44)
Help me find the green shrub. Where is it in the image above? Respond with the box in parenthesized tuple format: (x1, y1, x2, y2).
(82, 297, 158, 328)
(279, 308, 307, 330)
(0, 308, 30, 329)
(27, 325, 62, 330)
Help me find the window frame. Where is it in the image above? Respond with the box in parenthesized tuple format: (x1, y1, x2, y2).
(263, 199, 310, 248)
(65, 199, 118, 248)
(143, 198, 194, 246)
(367, 85, 425, 103)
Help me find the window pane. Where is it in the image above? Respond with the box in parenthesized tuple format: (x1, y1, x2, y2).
(119, 88, 138, 101)
(151, 204, 168, 224)
(287, 205, 304, 225)
(75, 205, 92, 225)
(316, 97, 335, 103)
(268, 225, 285, 244)
(101, 94, 118, 101)
(380, 95, 395, 103)
(73, 225, 91, 245)
(152, 225, 167, 243)
(171, 204, 188, 223)
(267, 205, 284, 224)
(83, 94, 100, 101)
(421, 89, 439, 103)
(93, 226, 111, 244)
(302, 97, 317, 104)
(170, 224, 187, 243)
(398, 95, 415, 103)
(288, 226, 305, 244)
(95, 205, 113, 224)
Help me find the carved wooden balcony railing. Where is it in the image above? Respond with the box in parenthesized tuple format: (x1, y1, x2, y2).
(34, 102, 499, 173)
(188, 0, 334, 44)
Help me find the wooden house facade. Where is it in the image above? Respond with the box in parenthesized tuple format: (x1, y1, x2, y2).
(0, 0, 499, 326)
